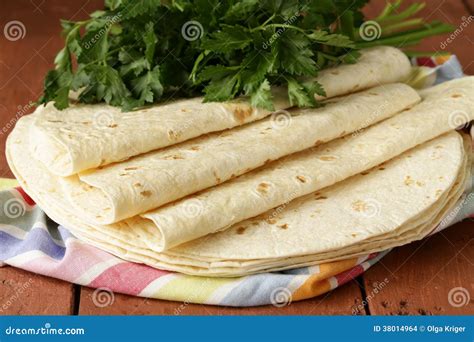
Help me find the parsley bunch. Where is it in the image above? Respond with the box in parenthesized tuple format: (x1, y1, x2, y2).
(40, 0, 453, 111)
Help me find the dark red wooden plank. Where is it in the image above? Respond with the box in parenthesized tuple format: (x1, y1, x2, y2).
(364, 220, 474, 315)
(0, 266, 75, 315)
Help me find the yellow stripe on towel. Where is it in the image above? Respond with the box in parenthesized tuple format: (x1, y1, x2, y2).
(0, 178, 18, 191)
(153, 275, 237, 303)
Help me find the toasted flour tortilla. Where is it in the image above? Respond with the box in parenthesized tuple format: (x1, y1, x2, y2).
(7, 114, 470, 275)
(61, 83, 420, 224)
(7, 78, 474, 255)
(30, 46, 411, 177)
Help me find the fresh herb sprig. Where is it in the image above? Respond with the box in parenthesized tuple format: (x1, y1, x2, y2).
(40, 0, 453, 111)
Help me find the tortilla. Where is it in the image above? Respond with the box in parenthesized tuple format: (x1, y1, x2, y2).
(61, 83, 420, 224)
(7, 115, 470, 276)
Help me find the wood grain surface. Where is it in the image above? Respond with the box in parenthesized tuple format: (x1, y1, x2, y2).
(0, 0, 473, 315)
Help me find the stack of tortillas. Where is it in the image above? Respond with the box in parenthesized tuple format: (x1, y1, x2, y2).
(7, 46, 474, 277)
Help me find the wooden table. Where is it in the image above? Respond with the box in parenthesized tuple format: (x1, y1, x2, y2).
(0, 0, 473, 315)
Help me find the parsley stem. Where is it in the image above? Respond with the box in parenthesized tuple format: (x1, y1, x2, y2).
(251, 23, 307, 34)
(355, 22, 453, 48)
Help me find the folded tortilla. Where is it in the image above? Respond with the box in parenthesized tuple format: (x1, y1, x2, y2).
(61, 83, 421, 224)
(30, 46, 411, 176)
(7, 115, 470, 276)
(139, 77, 474, 250)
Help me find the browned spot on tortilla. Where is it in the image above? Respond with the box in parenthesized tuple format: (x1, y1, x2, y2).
(119, 173, 127, 176)
(264, 159, 272, 165)
(266, 218, 277, 224)
(319, 156, 336, 161)
(315, 195, 327, 200)
(133, 182, 142, 187)
(230, 173, 236, 178)
(296, 175, 306, 183)
(314, 140, 322, 146)
(124, 167, 138, 171)
(140, 190, 152, 197)
(67, 134, 73, 139)
(278, 223, 288, 229)
(404, 176, 414, 186)
(168, 129, 180, 140)
(107, 123, 118, 128)
(351, 200, 368, 212)
(257, 182, 270, 194)
(368, 92, 378, 96)
(189, 146, 200, 151)
(163, 154, 184, 160)
(236, 226, 247, 235)
(451, 94, 462, 98)
(361, 171, 370, 175)
(435, 189, 443, 197)
(351, 233, 357, 237)
(81, 121, 92, 125)
(213, 171, 221, 183)
(181, 108, 189, 112)
(339, 131, 346, 137)
(251, 222, 259, 226)
(378, 167, 386, 171)
(233, 106, 253, 123)
(435, 145, 444, 149)
(416, 181, 425, 187)
(330, 71, 340, 75)
(47, 120, 62, 123)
